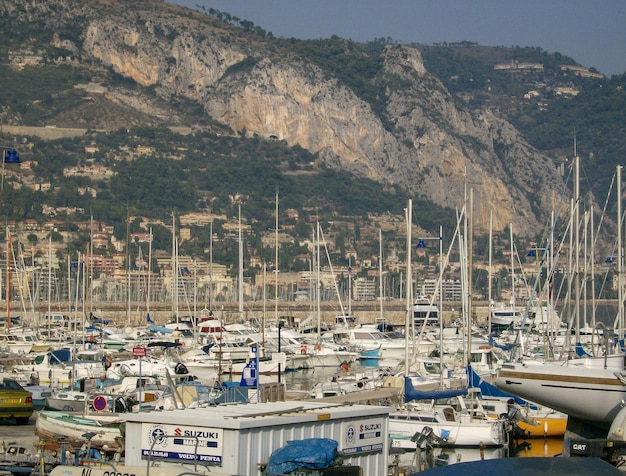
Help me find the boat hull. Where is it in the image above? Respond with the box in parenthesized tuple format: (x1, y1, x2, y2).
(389, 412, 507, 448)
(518, 415, 567, 438)
(35, 410, 123, 450)
(496, 361, 626, 428)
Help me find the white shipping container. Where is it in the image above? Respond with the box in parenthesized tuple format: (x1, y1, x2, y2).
(123, 401, 391, 475)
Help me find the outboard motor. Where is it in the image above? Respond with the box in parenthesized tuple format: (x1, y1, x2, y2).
(114, 397, 128, 413)
(175, 362, 189, 375)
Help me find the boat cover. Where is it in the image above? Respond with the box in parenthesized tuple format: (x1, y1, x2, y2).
(575, 342, 592, 357)
(410, 456, 623, 475)
(88, 312, 114, 325)
(404, 377, 467, 403)
(48, 349, 71, 364)
(266, 438, 338, 474)
(488, 334, 513, 351)
(467, 365, 536, 408)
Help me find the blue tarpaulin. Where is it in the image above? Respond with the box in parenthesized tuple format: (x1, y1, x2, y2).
(267, 438, 338, 475)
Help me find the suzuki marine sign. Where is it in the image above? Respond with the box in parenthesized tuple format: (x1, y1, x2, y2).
(341, 417, 384, 455)
(141, 423, 224, 464)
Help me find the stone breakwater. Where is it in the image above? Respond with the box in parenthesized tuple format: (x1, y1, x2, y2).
(1, 300, 619, 329)
(0, 299, 494, 328)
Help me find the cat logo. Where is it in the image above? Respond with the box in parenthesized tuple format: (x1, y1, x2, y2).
(570, 441, 589, 455)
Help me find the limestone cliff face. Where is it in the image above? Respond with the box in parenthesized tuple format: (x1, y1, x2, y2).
(0, 0, 565, 236)
(204, 58, 399, 182)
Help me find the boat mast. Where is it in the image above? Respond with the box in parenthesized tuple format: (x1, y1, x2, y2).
(379, 229, 384, 323)
(47, 233, 52, 339)
(574, 149, 581, 345)
(126, 209, 131, 326)
(460, 169, 473, 367)
(590, 200, 596, 334)
(172, 213, 179, 325)
(488, 211, 493, 331)
(316, 222, 321, 336)
(460, 208, 468, 365)
(193, 258, 197, 343)
(81, 248, 87, 345)
(89, 216, 93, 320)
(262, 263, 266, 354)
(438, 225, 444, 386)
(467, 187, 474, 366)
(209, 219, 213, 312)
(147, 227, 152, 318)
(238, 205, 244, 321)
(275, 192, 279, 326)
(72, 251, 81, 383)
(618, 166, 623, 337)
(404, 199, 412, 374)
(5, 227, 11, 333)
(348, 256, 352, 317)
(509, 223, 515, 315)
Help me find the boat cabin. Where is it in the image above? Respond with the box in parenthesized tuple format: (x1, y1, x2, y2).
(335, 314, 357, 328)
(413, 294, 439, 327)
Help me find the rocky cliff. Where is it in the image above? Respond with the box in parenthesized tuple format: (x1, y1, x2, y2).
(0, 0, 566, 236)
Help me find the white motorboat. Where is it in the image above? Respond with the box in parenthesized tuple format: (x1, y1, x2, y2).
(490, 306, 523, 329)
(265, 327, 358, 369)
(324, 326, 433, 367)
(10, 349, 105, 387)
(0, 333, 33, 355)
(413, 294, 440, 327)
(46, 388, 89, 412)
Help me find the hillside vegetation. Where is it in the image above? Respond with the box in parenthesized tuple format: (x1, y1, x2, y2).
(0, 0, 624, 275)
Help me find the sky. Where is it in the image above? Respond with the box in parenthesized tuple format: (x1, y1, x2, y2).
(167, 0, 626, 77)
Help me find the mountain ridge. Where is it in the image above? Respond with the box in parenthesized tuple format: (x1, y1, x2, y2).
(0, 0, 574, 237)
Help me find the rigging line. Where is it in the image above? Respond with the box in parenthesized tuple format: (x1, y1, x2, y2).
(510, 157, 578, 332)
(591, 170, 616, 252)
(318, 224, 346, 316)
(509, 200, 575, 360)
(413, 204, 465, 353)
(589, 171, 617, 318)
(12, 238, 35, 316)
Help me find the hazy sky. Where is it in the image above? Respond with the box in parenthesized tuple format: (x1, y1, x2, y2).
(167, 0, 626, 77)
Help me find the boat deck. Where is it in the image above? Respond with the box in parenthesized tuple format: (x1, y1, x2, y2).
(308, 385, 402, 404)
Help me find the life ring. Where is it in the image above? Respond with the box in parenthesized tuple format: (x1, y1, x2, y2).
(339, 361, 350, 373)
(180, 341, 186, 346)
(300, 344, 308, 354)
(314, 344, 322, 352)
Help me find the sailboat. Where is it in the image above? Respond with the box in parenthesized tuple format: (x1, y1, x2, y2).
(495, 355, 626, 431)
(388, 377, 510, 449)
(495, 161, 626, 436)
